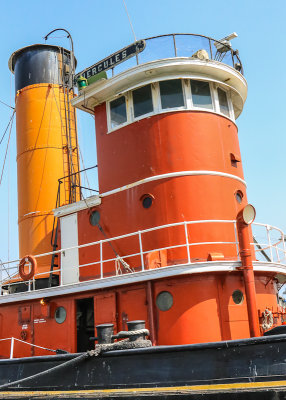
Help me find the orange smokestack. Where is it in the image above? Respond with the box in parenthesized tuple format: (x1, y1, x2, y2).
(9, 44, 80, 279)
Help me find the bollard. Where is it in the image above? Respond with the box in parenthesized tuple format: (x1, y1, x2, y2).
(127, 320, 146, 342)
(96, 324, 114, 344)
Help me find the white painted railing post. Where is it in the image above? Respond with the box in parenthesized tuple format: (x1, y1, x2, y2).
(100, 241, 103, 278)
(184, 222, 191, 264)
(10, 337, 14, 359)
(266, 225, 273, 262)
(138, 231, 144, 271)
(275, 245, 280, 263)
(283, 233, 286, 261)
(233, 221, 239, 260)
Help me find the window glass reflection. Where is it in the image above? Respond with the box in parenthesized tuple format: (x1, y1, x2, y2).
(191, 80, 213, 109)
(159, 80, 184, 109)
(133, 85, 153, 118)
(217, 87, 230, 117)
(110, 96, 127, 128)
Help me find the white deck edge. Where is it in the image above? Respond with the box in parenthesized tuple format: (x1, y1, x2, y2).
(1, 261, 285, 305)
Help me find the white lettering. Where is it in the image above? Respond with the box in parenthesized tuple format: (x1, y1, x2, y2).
(109, 57, 114, 66)
(98, 63, 103, 72)
(86, 70, 91, 78)
(115, 54, 120, 62)
(104, 60, 109, 68)
(92, 67, 97, 75)
(122, 50, 127, 59)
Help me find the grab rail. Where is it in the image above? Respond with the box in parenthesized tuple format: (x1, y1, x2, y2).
(0, 220, 285, 294)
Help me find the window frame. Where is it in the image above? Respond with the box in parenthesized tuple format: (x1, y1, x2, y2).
(158, 79, 186, 112)
(131, 83, 155, 121)
(189, 79, 215, 111)
(107, 94, 130, 132)
(106, 79, 235, 133)
(214, 84, 235, 119)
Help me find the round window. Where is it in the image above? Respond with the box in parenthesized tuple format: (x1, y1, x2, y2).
(141, 194, 153, 209)
(232, 290, 244, 305)
(55, 306, 67, 324)
(156, 291, 173, 311)
(235, 190, 243, 204)
(90, 210, 100, 226)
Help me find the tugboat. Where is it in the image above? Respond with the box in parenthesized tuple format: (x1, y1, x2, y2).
(0, 31, 286, 399)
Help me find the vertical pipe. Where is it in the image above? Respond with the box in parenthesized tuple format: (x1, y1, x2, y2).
(146, 281, 156, 345)
(236, 205, 260, 337)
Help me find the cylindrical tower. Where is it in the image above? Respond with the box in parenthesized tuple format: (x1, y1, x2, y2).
(9, 44, 80, 277)
(73, 35, 248, 271)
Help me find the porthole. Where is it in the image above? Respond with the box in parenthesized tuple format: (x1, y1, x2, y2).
(55, 306, 67, 324)
(156, 291, 173, 311)
(232, 290, 244, 305)
(90, 210, 100, 226)
(141, 194, 154, 209)
(235, 190, 243, 204)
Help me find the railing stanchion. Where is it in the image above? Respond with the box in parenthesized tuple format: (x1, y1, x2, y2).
(184, 222, 191, 264)
(173, 34, 177, 57)
(275, 245, 280, 263)
(100, 241, 103, 278)
(10, 337, 14, 359)
(138, 231, 144, 270)
(283, 233, 286, 261)
(209, 38, 213, 60)
(233, 221, 239, 260)
(266, 225, 273, 262)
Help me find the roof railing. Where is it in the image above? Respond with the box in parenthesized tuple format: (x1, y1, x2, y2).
(105, 33, 243, 79)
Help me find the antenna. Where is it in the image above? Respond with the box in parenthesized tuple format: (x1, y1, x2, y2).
(122, 0, 137, 42)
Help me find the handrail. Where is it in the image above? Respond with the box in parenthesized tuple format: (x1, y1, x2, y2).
(0, 337, 58, 359)
(0, 220, 285, 293)
(102, 33, 243, 80)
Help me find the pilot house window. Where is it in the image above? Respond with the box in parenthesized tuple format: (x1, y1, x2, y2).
(159, 79, 184, 109)
(133, 84, 153, 118)
(110, 96, 127, 128)
(107, 79, 235, 132)
(190, 80, 213, 109)
(217, 87, 230, 117)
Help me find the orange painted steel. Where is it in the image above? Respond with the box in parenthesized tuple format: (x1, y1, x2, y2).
(16, 83, 80, 276)
(84, 108, 247, 275)
(236, 209, 260, 337)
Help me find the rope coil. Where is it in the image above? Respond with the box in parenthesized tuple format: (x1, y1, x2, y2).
(262, 309, 274, 331)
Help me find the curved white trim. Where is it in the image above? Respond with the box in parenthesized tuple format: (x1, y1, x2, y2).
(100, 170, 246, 198)
(2, 260, 285, 305)
(71, 58, 247, 117)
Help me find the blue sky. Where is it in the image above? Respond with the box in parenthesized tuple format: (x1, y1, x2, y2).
(0, 0, 285, 261)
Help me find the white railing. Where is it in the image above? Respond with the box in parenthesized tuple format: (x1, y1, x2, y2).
(0, 337, 58, 359)
(0, 220, 285, 295)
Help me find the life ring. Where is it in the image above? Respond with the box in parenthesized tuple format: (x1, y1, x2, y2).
(19, 255, 37, 281)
